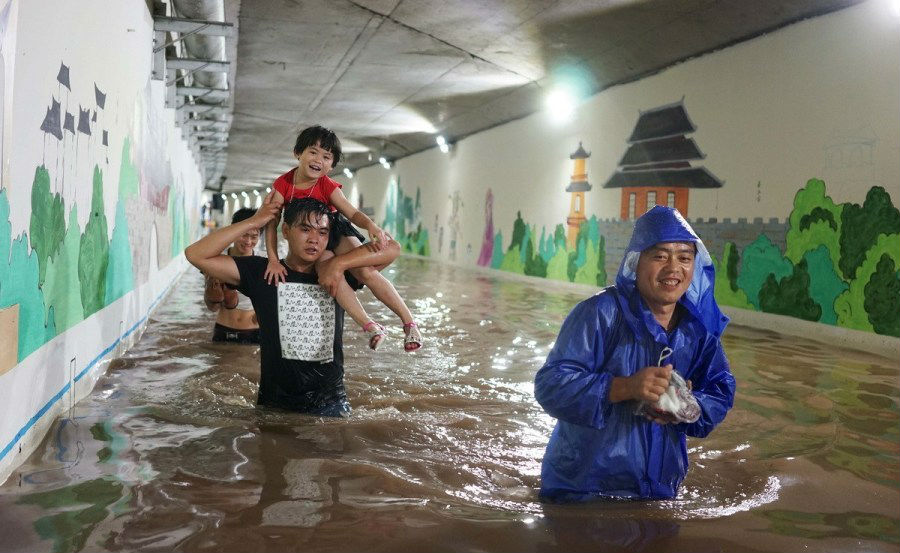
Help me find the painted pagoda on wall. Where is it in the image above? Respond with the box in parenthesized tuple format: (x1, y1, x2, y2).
(604, 100, 723, 219)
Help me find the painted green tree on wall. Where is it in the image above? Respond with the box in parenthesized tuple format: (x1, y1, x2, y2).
(381, 180, 430, 255)
(802, 245, 847, 325)
(490, 231, 504, 268)
(758, 258, 821, 321)
(78, 167, 110, 317)
(736, 234, 793, 309)
(864, 254, 900, 336)
(29, 166, 66, 286)
(785, 178, 842, 270)
(712, 242, 753, 309)
(495, 211, 606, 286)
(523, 228, 547, 278)
(835, 232, 900, 332)
(839, 186, 900, 280)
(43, 204, 84, 333)
(105, 201, 133, 305)
(0, 189, 57, 361)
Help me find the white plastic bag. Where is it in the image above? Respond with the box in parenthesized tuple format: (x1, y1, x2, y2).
(635, 347, 701, 424)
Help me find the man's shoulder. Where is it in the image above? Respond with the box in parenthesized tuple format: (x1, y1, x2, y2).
(568, 286, 622, 324)
(580, 286, 621, 310)
(232, 254, 268, 275)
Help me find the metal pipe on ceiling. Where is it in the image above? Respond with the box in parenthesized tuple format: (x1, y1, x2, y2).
(169, 0, 231, 185)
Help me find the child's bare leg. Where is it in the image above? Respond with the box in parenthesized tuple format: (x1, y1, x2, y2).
(334, 237, 414, 325)
(316, 251, 370, 328)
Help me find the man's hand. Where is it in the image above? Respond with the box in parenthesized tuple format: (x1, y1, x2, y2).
(610, 364, 673, 404)
(252, 189, 282, 228)
(316, 256, 344, 296)
(629, 364, 673, 403)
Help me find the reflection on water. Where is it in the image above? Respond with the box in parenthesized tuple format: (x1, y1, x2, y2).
(0, 257, 897, 552)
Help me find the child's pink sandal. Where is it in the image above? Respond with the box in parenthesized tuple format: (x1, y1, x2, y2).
(363, 321, 385, 351)
(403, 322, 422, 352)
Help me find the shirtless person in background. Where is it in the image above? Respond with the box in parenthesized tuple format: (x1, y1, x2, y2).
(204, 208, 261, 344)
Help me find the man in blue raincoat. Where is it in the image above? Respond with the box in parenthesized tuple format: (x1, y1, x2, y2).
(535, 206, 736, 501)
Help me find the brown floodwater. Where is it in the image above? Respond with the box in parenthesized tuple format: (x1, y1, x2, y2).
(1, 256, 898, 552)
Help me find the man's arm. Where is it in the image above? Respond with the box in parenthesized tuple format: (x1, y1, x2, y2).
(679, 340, 735, 438)
(534, 295, 679, 428)
(315, 238, 401, 295)
(534, 297, 614, 428)
(186, 191, 280, 286)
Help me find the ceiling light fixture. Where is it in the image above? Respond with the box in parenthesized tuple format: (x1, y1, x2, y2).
(230, 193, 238, 199)
(436, 135, 450, 154)
(379, 156, 391, 169)
(545, 86, 577, 122)
(343, 167, 354, 178)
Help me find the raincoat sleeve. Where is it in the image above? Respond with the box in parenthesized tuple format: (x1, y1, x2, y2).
(680, 337, 735, 438)
(534, 296, 615, 429)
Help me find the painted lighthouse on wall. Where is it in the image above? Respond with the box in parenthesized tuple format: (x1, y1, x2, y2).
(565, 142, 592, 249)
(604, 100, 723, 219)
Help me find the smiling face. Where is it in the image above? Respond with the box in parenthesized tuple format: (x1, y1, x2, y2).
(634, 241, 696, 314)
(283, 211, 330, 265)
(232, 228, 260, 256)
(295, 141, 335, 183)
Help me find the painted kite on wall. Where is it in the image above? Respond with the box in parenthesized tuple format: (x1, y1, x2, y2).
(40, 62, 108, 148)
(604, 100, 723, 219)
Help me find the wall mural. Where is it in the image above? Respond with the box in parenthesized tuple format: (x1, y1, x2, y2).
(447, 191, 463, 261)
(466, 100, 899, 338)
(476, 188, 494, 266)
(0, 62, 196, 368)
(382, 177, 429, 256)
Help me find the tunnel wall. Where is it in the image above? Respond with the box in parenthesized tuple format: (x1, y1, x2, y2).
(0, 0, 204, 482)
(345, 1, 900, 341)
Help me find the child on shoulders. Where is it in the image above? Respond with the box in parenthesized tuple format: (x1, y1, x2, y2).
(263, 125, 422, 352)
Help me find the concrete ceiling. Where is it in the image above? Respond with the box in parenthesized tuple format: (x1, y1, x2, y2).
(219, 0, 861, 193)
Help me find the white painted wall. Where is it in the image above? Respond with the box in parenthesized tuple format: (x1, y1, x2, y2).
(0, 0, 204, 483)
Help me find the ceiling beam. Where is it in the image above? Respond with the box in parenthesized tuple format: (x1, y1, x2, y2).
(166, 58, 230, 73)
(189, 120, 231, 131)
(153, 16, 235, 37)
(176, 86, 230, 102)
(192, 130, 227, 138)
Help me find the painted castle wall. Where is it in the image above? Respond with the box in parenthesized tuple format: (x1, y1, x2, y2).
(0, 0, 203, 482)
(343, 1, 900, 339)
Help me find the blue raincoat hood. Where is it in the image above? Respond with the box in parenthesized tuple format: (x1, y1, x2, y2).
(615, 206, 729, 339)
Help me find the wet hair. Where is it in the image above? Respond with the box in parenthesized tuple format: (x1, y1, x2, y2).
(231, 208, 256, 225)
(293, 125, 342, 167)
(283, 197, 332, 228)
